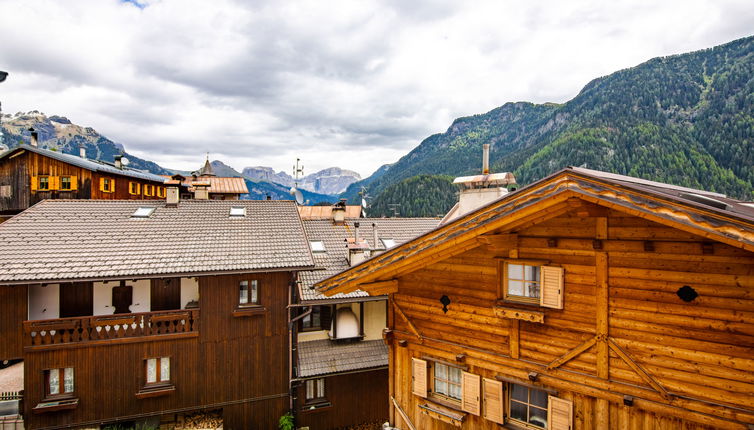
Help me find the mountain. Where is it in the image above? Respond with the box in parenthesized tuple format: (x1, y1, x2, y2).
(347, 35, 754, 206)
(0, 111, 172, 175)
(243, 165, 361, 195)
(368, 174, 456, 218)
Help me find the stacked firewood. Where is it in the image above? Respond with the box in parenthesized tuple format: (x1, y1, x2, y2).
(171, 411, 223, 429)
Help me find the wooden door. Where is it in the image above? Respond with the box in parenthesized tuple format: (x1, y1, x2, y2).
(151, 278, 181, 311)
(112, 284, 133, 314)
(59, 282, 93, 317)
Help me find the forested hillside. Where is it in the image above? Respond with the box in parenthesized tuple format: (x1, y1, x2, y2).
(346, 35, 754, 210)
(368, 175, 455, 218)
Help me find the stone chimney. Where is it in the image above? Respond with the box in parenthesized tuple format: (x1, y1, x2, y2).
(332, 199, 347, 225)
(29, 128, 38, 147)
(166, 186, 180, 206)
(193, 181, 210, 200)
(79, 144, 86, 159)
(372, 223, 379, 250)
(114, 155, 123, 169)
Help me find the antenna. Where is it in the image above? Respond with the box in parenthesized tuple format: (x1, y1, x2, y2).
(387, 203, 400, 217)
(290, 158, 305, 205)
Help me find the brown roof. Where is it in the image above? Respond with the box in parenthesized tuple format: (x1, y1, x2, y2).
(0, 199, 314, 284)
(297, 339, 388, 378)
(159, 176, 249, 194)
(298, 205, 363, 219)
(298, 218, 440, 302)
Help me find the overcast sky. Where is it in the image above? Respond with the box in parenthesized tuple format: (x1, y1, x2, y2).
(0, 0, 752, 177)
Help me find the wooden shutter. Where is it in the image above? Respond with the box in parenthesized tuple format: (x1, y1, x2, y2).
(319, 305, 332, 331)
(49, 176, 59, 191)
(110, 179, 115, 192)
(31, 176, 38, 191)
(411, 358, 427, 398)
(461, 371, 481, 415)
(540, 265, 564, 309)
(548, 395, 573, 430)
(99, 177, 105, 192)
(482, 378, 503, 424)
(70, 176, 78, 191)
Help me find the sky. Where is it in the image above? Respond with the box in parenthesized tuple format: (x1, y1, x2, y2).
(0, 0, 752, 178)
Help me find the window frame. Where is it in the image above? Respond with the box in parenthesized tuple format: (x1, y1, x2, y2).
(43, 367, 74, 400)
(157, 187, 166, 198)
(143, 184, 154, 197)
(506, 382, 549, 429)
(309, 240, 326, 253)
(380, 238, 397, 249)
(501, 259, 548, 305)
(38, 175, 50, 191)
(101, 178, 115, 193)
(144, 356, 172, 388)
(428, 361, 464, 408)
(59, 176, 73, 191)
(238, 279, 260, 307)
(128, 181, 141, 196)
(304, 378, 327, 405)
(299, 306, 323, 332)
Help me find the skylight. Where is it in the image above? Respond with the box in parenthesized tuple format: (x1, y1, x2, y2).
(229, 207, 246, 217)
(310, 240, 326, 253)
(132, 207, 156, 218)
(381, 238, 396, 249)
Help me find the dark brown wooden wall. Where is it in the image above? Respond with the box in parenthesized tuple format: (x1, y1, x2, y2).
(297, 369, 389, 430)
(0, 285, 27, 361)
(23, 271, 292, 430)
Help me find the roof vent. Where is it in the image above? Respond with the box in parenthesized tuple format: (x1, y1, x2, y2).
(132, 207, 156, 218)
(229, 206, 246, 217)
(679, 193, 729, 210)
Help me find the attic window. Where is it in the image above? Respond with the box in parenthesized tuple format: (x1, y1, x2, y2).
(229, 207, 246, 217)
(132, 207, 156, 218)
(381, 238, 396, 249)
(310, 240, 326, 253)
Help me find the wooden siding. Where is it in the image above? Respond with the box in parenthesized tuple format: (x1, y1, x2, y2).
(23, 272, 292, 430)
(0, 150, 164, 214)
(386, 204, 754, 429)
(296, 369, 389, 430)
(0, 285, 27, 360)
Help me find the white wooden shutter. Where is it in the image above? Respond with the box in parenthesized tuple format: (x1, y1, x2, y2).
(540, 266, 564, 309)
(482, 378, 503, 424)
(411, 358, 427, 398)
(461, 371, 480, 415)
(548, 395, 573, 430)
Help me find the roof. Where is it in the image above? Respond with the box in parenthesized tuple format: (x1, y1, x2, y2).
(297, 339, 388, 378)
(198, 158, 215, 176)
(160, 176, 249, 194)
(0, 144, 167, 183)
(298, 205, 363, 219)
(317, 167, 754, 295)
(298, 218, 440, 302)
(0, 199, 315, 284)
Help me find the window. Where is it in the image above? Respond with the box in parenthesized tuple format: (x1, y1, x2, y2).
(299, 306, 331, 332)
(129, 182, 141, 195)
(45, 368, 74, 398)
(145, 357, 170, 385)
(502, 261, 564, 308)
(100, 178, 115, 193)
(309, 240, 325, 253)
(157, 187, 166, 198)
(132, 207, 156, 218)
(305, 378, 326, 403)
(143, 184, 154, 196)
(239, 280, 259, 306)
(509, 383, 548, 429)
(432, 362, 463, 403)
(229, 206, 246, 217)
(38, 176, 50, 191)
(381, 238, 396, 249)
(60, 176, 75, 191)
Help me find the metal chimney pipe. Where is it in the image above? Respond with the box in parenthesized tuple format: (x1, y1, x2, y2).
(29, 128, 38, 147)
(79, 144, 86, 159)
(354, 221, 360, 243)
(482, 144, 490, 174)
(372, 223, 378, 249)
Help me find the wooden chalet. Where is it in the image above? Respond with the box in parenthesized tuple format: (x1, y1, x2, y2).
(317, 167, 754, 430)
(294, 208, 438, 429)
(0, 198, 316, 429)
(0, 143, 169, 221)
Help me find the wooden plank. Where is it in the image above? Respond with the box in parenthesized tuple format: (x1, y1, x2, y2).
(509, 319, 520, 359)
(493, 306, 544, 323)
(391, 396, 418, 430)
(360, 279, 398, 295)
(607, 337, 671, 400)
(546, 336, 598, 370)
(394, 301, 423, 341)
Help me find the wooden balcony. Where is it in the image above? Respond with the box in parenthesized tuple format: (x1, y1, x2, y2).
(23, 309, 199, 350)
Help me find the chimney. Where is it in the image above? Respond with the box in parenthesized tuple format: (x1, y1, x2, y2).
(114, 155, 123, 169)
(482, 143, 490, 174)
(29, 128, 38, 147)
(79, 144, 86, 159)
(166, 186, 180, 206)
(372, 223, 379, 250)
(193, 181, 210, 200)
(354, 221, 360, 243)
(332, 199, 346, 225)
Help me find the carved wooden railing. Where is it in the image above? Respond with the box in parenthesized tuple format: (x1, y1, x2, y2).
(23, 309, 199, 347)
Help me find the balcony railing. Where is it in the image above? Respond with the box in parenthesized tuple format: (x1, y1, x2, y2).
(23, 309, 199, 348)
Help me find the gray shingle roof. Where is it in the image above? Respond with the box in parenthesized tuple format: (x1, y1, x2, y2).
(298, 218, 440, 301)
(0, 199, 315, 283)
(297, 339, 388, 378)
(0, 145, 167, 183)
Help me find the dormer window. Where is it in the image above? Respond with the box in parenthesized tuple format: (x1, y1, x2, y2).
(229, 207, 246, 217)
(309, 240, 326, 253)
(132, 207, 156, 218)
(381, 238, 396, 249)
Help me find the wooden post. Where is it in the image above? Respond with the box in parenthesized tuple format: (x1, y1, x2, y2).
(595, 217, 610, 429)
(388, 293, 396, 425)
(509, 319, 520, 359)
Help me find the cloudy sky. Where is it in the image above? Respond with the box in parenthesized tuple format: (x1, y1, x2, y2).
(0, 0, 752, 177)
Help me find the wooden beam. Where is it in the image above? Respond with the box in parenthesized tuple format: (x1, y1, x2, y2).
(493, 306, 544, 323)
(361, 279, 398, 295)
(391, 396, 418, 430)
(608, 337, 671, 400)
(509, 319, 520, 359)
(477, 233, 517, 251)
(393, 301, 423, 341)
(546, 336, 598, 370)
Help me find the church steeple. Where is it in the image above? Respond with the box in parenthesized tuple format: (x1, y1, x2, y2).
(198, 153, 215, 177)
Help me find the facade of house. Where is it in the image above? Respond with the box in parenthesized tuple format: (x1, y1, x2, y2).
(0, 198, 315, 429)
(0, 144, 169, 220)
(317, 168, 754, 430)
(293, 208, 439, 429)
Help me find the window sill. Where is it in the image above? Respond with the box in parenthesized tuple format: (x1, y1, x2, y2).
(300, 401, 332, 413)
(427, 394, 463, 412)
(493, 304, 544, 323)
(33, 398, 78, 414)
(232, 306, 267, 317)
(419, 401, 466, 427)
(136, 384, 175, 399)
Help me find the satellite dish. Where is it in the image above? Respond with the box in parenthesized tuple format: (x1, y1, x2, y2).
(361, 198, 367, 208)
(121, 157, 130, 166)
(290, 187, 304, 205)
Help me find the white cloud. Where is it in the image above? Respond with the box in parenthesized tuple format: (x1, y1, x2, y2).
(0, 0, 752, 177)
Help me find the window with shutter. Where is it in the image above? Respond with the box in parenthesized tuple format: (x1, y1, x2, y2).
(483, 378, 503, 424)
(412, 358, 427, 398)
(69, 176, 78, 191)
(31, 176, 38, 191)
(461, 371, 480, 415)
(540, 266, 564, 309)
(508, 383, 549, 429)
(548, 395, 572, 430)
(49, 176, 60, 190)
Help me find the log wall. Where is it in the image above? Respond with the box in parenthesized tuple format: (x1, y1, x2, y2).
(0, 285, 27, 361)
